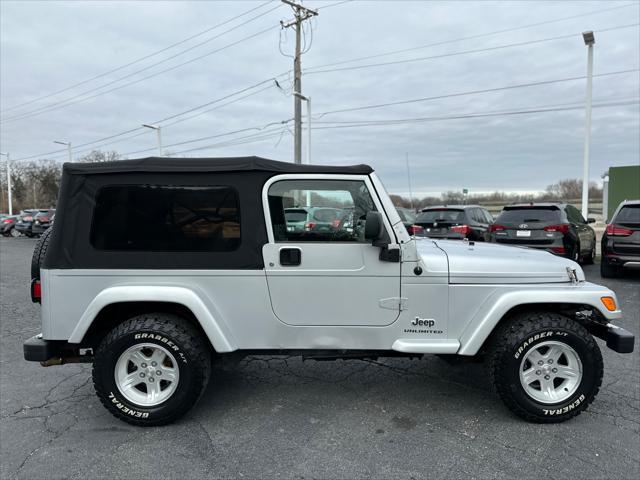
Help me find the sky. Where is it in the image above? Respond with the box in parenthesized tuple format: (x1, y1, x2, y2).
(1, 0, 639, 197)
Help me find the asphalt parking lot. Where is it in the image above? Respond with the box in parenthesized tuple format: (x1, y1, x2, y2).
(1, 236, 638, 480)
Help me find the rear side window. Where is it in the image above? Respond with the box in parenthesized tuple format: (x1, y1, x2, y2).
(497, 208, 561, 223)
(91, 185, 241, 251)
(615, 205, 640, 223)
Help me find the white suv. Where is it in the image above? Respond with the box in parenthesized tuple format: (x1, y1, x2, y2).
(24, 157, 634, 425)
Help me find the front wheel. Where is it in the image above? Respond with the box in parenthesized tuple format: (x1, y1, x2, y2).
(93, 313, 211, 426)
(487, 311, 603, 423)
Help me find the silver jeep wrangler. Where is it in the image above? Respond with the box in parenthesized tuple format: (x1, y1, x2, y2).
(24, 157, 634, 426)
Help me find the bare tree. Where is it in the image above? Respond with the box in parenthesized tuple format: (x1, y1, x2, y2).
(78, 150, 121, 163)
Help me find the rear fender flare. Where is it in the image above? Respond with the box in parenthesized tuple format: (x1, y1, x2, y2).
(68, 286, 236, 352)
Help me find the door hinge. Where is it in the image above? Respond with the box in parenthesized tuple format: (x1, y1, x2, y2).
(379, 297, 408, 311)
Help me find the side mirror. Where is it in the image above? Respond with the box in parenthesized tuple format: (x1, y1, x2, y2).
(587, 217, 596, 224)
(364, 211, 384, 241)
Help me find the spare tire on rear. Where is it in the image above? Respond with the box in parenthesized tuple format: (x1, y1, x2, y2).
(31, 227, 53, 280)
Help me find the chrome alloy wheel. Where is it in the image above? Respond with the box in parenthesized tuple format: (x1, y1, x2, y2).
(115, 343, 180, 407)
(519, 340, 583, 404)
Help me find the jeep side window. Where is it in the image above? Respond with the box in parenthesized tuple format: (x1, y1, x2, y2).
(268, 179, 377, 242)
(90, 185, 241, 251)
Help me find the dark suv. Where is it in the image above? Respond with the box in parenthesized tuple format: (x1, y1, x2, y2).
(490, 203, 596, 263)
(31, 211, 55, 236)
(601, 200, 640, 277)
(414, 205, 493, 241)
(15, 209, 55, 237)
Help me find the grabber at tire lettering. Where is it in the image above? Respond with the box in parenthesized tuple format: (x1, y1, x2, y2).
(487, 311, 603, 423)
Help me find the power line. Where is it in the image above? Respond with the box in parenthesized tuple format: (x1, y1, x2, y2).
(311, 99, 640, 129)
(170, 128, 289, 156)
(119, 122, 290, 157)
(163, 84, 277, 127)
(306, 23, 639, 75)
(315, 0, 353, 11)
(0, 0, 277, 114)
(1, 9, 282, 123)
(305, 2, 638, 71)
(154, 75, 288, 124)
(10, 75, 290, 162)
(11, 68, 637, 162)
(315, 69, 640, 117)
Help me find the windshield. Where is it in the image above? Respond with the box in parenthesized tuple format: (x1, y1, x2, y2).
(497, 208, 561, 223)
(416, 209, 464, 224)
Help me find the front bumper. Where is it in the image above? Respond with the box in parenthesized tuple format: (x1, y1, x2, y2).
(587, 322, 635, 353)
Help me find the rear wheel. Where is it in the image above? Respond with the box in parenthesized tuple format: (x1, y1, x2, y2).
(583, 242, 596, 265)
(10, 228, 20, 237)
(487, 311, 602, 423)
(600, 261, 619, 278)
(93, 313, 211, 426)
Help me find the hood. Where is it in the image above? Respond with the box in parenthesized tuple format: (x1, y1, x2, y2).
(417, 239, 584, 284)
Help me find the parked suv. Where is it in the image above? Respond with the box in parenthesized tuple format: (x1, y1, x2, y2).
(0, 214, 20, 237)
(284, 207, 344, 238)
(601, 200, 640, 277)
(490, 203, 596, 263)
(24, 157, 633, 426)
(15, 209, 55, 237)
(31, 211, 55, 236)
(414, 205, 493, 241)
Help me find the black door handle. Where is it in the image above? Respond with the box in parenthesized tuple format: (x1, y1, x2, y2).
(280, 248, 302, 266)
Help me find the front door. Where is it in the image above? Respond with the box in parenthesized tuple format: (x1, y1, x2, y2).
(262, 175, 401, 327)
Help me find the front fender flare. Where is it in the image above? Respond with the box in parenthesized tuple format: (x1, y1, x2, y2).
(68, 286, 236, 352)
(457, 282, 621, 356)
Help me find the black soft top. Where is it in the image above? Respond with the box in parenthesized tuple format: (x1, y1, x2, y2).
(62, 156, 373, 175)
(45, 156, 374, 271)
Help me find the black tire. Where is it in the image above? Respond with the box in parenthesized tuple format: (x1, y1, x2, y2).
(600, 261, 619, 278)
(30, 227, 53, 280)
(583, 242, 596, 265)
(93, 313, 211, 427)
(568, 242, 580, 263)
(487, 311, 603, 423)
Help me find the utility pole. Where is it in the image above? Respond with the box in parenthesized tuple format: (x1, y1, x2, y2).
(581, 31, 595, 219)
(281, 0, 317, 164)
(0, 152, 12, 215)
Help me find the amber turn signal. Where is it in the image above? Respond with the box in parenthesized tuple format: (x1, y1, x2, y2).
(601, 296, 617, 312)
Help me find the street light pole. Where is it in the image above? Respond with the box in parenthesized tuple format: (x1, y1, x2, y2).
(581, 31, 595, 219)
(53, 140, 72, 162)
(0, 152, 12, 215)
(405, 153, 414, 210)
(142, 124, 163, 156)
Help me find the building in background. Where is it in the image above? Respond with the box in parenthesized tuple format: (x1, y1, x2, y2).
(606, 165, 640, 221)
